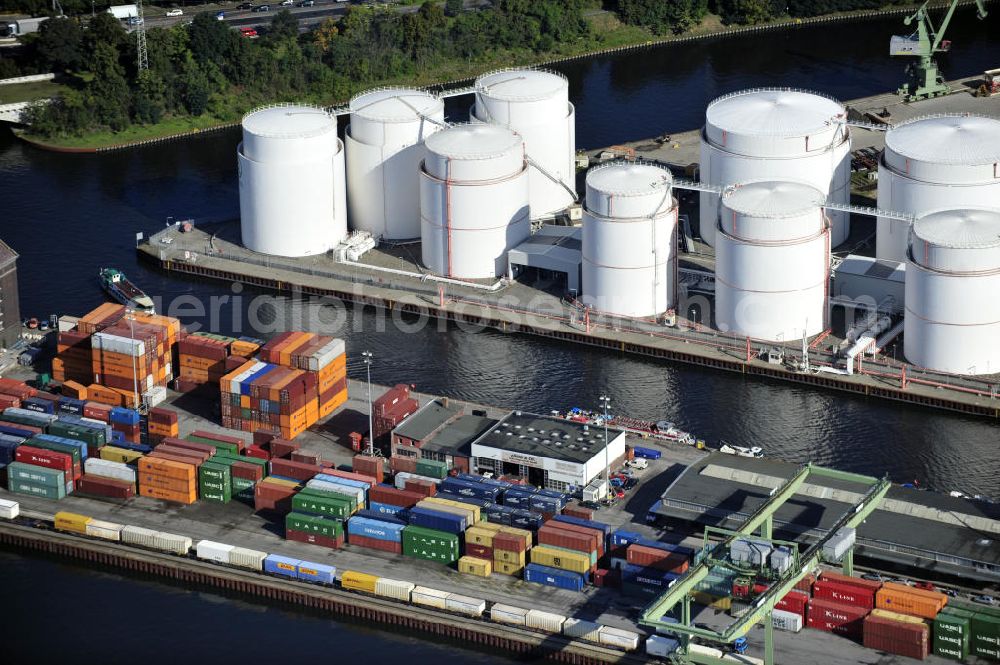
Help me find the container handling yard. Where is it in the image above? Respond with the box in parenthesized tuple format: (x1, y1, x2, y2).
(139, 67, 1000, 420)
(0, 302, 999, 664)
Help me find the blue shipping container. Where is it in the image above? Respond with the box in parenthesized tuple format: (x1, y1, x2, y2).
(111, 431, 125, 444)
(57, 399, 85, 415)
(622, 563, 679, 589)
(0, 424, 35, 439)
(0, 435, 22, 465)
(296, 561, 336, 585)
(239, 364, 277, 396)
(440, 477, 501, 501)
(524, 563, 586, 592)
(109, 407, 140, 426)
(314, 473, 371, 492)
(631, 445, 661, 460)
(553, 515, 612, 539)
(436, 491, 494, 510)
(22, 397, 56, 415)
(610, 529, 644, 549)
(353, 509, 407, 526)
(527, 495, 562, 514)
(407, 506, 466, 534)
(3, 407, 57, 425)
(455, 472, 513, 490)
(482, 504, 513, 525)
(264, 554, 301, 579)
(34, 433, 89, 460)
(347, 516, 406, 542)
(510, 510, 543, 531)
(368, 501, 408, 517)
(111, 440, 153, 454)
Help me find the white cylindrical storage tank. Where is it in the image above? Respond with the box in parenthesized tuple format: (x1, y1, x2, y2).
(877, 115, 1000, 263)
(581, 162, 677, 318)
(904, 208, 1000, 375)
(473, 69, 576, 219)
(420, 123, 530, 279)
(715, 181, 829, 342)
(346, 88, 445, 240)
(238, 104, 346, 257)
(699, 89, 850, 248)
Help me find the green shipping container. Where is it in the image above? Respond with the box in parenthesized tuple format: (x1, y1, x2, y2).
(934, 613, 971, 661)
(232, 477, 256, 503)
(6, 462, 67, 488)
(10, 479, 67, 500)
(401, 525, 460, 564)
(199, 487, 232, 503)
(414, 459, 448, 480)
(299, 487, 358, 513)
(200, 462, 232, 483)
(27, 437, 82, 464)
(47, 422, 105, 447)
(285, 512, 343, 538)
(185, 435, 239, 455)
(973, 613, 1000, 638)
(292, 492, 351, 519)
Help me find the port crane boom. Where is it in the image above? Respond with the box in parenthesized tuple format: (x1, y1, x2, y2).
(891, 0, 988, 100)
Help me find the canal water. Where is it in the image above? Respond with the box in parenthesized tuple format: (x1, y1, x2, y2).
(0, 11, 998, 657)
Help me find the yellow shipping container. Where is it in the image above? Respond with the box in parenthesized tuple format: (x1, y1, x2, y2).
(494, 548, 527, 566)
(529, 545, 590, 574)
(341, 570, 379, 594)
(421, 497, 480, 523)
(494, 561, 524, 576)
(458, 556, 492, 577)
(55, 512, 93, 534)
(466, 526, 497, 547)
(261, 477, 301, 489)
(871, 609, 927, 625)
(691, 591, 732, 611)
(100, 446, 145, 464)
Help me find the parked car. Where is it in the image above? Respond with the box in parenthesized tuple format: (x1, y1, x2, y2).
(861, 573, 883, 582)
(580, 500, 602, 511)
(973, 595, 996, 606)
(237, 2, 254, 8)
(216, 11, 225, 19)
(238, 26, 258, 38)
(166, 8, 183, 16)
(623, 478, 638, 490)
(626, 458, 649, 470)
(253, 4, 270, 11)
(298, 0, 314, 5)
(943, 589, 958, 598)
(914, 581, 936, 591)
(280, 0, 293, 5)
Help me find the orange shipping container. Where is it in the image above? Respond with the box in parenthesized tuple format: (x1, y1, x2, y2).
(875, 587, 944, 620)
(138, 457, 195, 481)
(61, 380, 88, 400)
(139, 485, 197, 504)
(881, 582, 947, 609)
(278, 332, 315, 367)
(87, 384, 123, 406)
(138, 474, 196, 492)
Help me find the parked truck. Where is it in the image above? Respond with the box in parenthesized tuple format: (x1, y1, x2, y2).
(107, 4, 139, 19)
(2, 16, 49, 37)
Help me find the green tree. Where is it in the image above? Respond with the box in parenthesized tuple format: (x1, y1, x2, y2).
(85, 12, 128, 52)
(444, 0, 463, 17)
(187, 11, 235, 67)
(35, 17, 83, 72)
(179, 54, 212, 116)
(88, 42, 131, 130)
(270, 9, 300, 41)
(133, 69, 167, 124)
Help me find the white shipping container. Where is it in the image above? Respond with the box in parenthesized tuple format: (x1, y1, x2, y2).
(121, 525, 158, 548)
(229, 546, 267, 571)
(93, 332, 146, 357)
(490, 604, 529, 626)
(0, 498, 19, 519)
(525, 609, 565, 633)
(445, 593, 486, 617)
(393, 472, 440, 491)
(564, 618, 602, 642)
(646, 634, 680, 657)
(411, 586, 449, 609)
(156, 533, 193, 555)
(689, 644, 725, 658)
(822, 527, 856, 562)
(196, 540, 234, 563)
(310, 339, 345, 371)
(374, 578, 415, 601)
(144, 386, 167, 407)
(5, 407, 57, 423)
(306, 479, 365, 505)
(598, 626, 640, 651)
(85, 519, 123, 541)
(84, 458, 137, 484)
(771, 609, 803, 633)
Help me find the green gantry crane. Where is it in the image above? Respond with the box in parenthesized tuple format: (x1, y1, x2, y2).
(639, 463, 893, 665)
(891, 0, 989, 101)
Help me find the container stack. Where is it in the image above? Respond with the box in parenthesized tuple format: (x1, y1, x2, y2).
(255, 477, 300, 512)
(91, 312, 180, 401)
(401, 524, 460, 565)
(464, 521, 531, 577)
(285, 511, 345, 549)
(6, 460, 73, 499)
(53, 329, 92, 385)
(138, 455, 197, 504)
(220, 360, 317, 439)
(352, 454, 384, 482)
(257, 332, 348, 419)
(77, 303, 127, 335)
(147, 407, 179, 445)
(79, 457, 136, 499)
(864, 610, 930, 660)
(347, 514, 407, 553)
(875, 581, 948, 620)
(373, 384, 419, 443)
(176, 334, 231, 395)
(109, 406, 141, 443)
(969, 606, 1000, 661)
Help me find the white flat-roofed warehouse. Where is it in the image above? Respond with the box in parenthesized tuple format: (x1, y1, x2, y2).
(470, 411, 626, 493)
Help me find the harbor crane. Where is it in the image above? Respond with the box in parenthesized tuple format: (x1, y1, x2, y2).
(639, 463, 892, 665)
(890, 0, 988, 100)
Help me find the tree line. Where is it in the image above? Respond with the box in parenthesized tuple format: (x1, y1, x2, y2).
(21, 0, 592, 138)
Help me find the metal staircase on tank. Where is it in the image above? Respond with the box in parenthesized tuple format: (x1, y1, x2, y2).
(638, 463, 892, 665)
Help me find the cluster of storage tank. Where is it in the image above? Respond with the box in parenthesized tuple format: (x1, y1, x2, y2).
(237, 69, 576, 282)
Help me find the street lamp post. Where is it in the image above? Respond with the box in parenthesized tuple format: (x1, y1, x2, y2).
(126, 309, 140, 412)
(599, 395, 610, 499)
(363, 350, 374, 456)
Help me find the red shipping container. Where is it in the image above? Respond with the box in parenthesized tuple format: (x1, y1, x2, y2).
(373, 385, 410, 418)
(594, 568, 621, 588)
(158, 438, 216, 456)
(0, 395, 20, 410)
(562, 504, 595, 521)
(15, 445, 73, 475)
(862, 615, 929, 660)
(253, 431, 276, 447)
(539, 525, 598, 556)
(245, 445, 270, 461)
(813, 580, 876, 610)
(493, 531, 529, 553)
(776, 590, 809, 617)
(148, 407, 178, 425)
(286, 529, 344, 550)
(369, 485, 423, 508)
(147, 451, 201, 468)
(270, 438, 300, 459)
(348, 533, 403, 554)
(795, 573, 816, 595)
(466, 543, 493, 559)
(321, 468, 378, 487)
(155, 444, 211, 464)
(77, 475, 135, 499)
(352, 455, 384, 481)
(544, 520, 603, 556)
(290, 450, 321, 465)
(231, 461, 264, 482)
(819, 570, 882, 593)
(0, 420, 43, 435)
(390, 455, 418, 475)
(403, 478, 437, 497)
(269, 458, 320, 482)
(626, 544, 690, 574)
(806, 598, 868, 639)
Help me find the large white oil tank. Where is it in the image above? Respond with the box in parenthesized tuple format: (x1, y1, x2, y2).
(473, 69, 576, 219)
(238, 104, 346, 257)
(581, 162, 677, 318)
(346, 88, 444, 240)
(877, 115, 1000, 263)
(715, 181, 830, 342)
(420, 123, 530, 279)
(904, 208, 1000, 375)
(699, 89, 850, 248)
